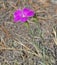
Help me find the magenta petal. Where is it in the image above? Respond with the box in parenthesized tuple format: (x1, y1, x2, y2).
(14, 16, 22, 22)
(23, 8, 35, 17)
(23, 8, 30, 14)
(20, 17, 28, 22)
(27, 11, 35, 17)
(14, 9, 22, 17)
(13, 9, 22, 22)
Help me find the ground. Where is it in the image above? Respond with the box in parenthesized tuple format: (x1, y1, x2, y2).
(0, 0, 57, 65)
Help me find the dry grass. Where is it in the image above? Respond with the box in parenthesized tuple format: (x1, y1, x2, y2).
(0, 0, 57, 65)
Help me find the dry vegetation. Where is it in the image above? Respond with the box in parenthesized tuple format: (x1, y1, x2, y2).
(0, 0, 57, 65)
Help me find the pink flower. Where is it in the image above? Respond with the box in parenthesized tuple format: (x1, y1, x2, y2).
(13, 8, 35, 23)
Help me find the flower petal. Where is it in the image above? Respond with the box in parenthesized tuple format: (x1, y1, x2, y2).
(23, 8, 35, 17)
(13, 9, 23, 22)
(14, 9, 22, 17)
(20, 17, 28, 22)
(27, 11, 35, 17)
(14, 16, 21, 22)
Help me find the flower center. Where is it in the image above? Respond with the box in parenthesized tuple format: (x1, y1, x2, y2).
(22, 14, 25, 17)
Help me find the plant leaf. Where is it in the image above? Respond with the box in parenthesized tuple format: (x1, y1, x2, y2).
(24, 22, 29, 28)
(32, 18, 38, 23)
